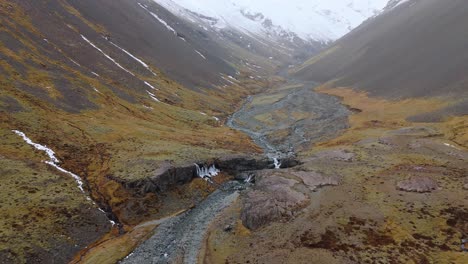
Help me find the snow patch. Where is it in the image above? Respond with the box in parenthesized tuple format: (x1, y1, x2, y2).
(81, 34, 135, 77)
(144, 81, 158, 90)
(138, 3, 178, 35)
(195, 50, 207, 59)
(92, 86, 102, 94)
(221, 76, 236, 85)
(444, 143, 460, 150)
(69, 59, 81, 67)
(155, 0, 388, 41)
(108, 40, 158, 76)
(147, 90, 161, 102)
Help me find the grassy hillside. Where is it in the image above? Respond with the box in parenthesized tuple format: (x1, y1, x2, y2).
(0, 1, 280, 262)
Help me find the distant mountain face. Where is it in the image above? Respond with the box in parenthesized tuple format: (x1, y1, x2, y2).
(155, 0, 389, 43)
(293, 0, 468, 118)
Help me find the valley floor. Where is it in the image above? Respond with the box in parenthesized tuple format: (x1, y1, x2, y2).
(114, 77, 467, 264)
(200, 85, 468, 264)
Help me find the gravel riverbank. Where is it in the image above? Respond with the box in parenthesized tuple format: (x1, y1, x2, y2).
(121, 182, 241, 264)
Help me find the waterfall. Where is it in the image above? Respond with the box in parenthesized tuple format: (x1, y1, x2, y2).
(273, 158, 281, 169)
(194, 164, 220, 182)
(245, 173, 254, 183)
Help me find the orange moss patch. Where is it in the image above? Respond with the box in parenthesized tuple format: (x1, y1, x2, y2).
(439, 116, 468, 148)
(70, 210, 186, 264)
(314, 86, 452, 148)
(199, 200, 251, 264)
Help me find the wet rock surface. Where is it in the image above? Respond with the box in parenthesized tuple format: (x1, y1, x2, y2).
(121, 155, 300, 197)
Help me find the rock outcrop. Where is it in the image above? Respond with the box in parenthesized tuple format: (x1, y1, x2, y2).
(292, 171, 340, 191)
(241, 172, 308, 230)
(396, 176, 439, 193)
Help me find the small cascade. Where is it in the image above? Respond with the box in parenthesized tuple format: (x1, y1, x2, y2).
(194, 164, 220, 182)
(244, 173, 255, 183)
(13, 130, 84, 192)
(273, 158, 282, 169)
(12, 130, 114, 224)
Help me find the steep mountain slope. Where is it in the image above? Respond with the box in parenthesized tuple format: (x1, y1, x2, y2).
(5, 0, 465, 263)
(154, 0, 389, 65)
(0, 0, 272, 262)
(294, 0, 468, 103)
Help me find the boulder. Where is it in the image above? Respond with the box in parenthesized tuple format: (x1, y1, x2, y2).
(126, 161, 195, 195)
(397, 176, 439, 193)
(292, 171, 340, 191)
(241, 175, 307, 230)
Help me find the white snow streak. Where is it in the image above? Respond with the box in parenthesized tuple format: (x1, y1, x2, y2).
(138, 3, 178, 35)
(92, 86, 102, 94)
(144, 81, 158, 90)
(221, 76, 235, 85)
(70, 59, 81, 67)
(392, 0, 411, 9)
(444, 143, 460, 150)
(147, 90, 161, 102)
(108, 40, 158, 76)
(195, 50, 207, 60)
(12, 130, 84, 192)
(81, 34, 135, 77)
(227, 75, 239, 82)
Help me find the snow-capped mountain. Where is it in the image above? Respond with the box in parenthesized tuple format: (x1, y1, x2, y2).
(385, 0, 412, 11)
(155, 0, 389, 43)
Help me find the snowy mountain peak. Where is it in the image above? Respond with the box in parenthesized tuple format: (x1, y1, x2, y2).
(155, 0, 389, 42)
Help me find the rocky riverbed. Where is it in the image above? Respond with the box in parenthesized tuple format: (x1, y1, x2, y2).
(121, 182, 242, 264)
(227, 80, 350, 157)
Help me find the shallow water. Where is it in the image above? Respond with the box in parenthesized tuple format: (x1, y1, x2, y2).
(227, 80, 350, 157)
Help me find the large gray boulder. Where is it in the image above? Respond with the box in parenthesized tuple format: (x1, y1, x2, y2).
(241, 173, 307, 230)
(397, 176, 439, 193)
